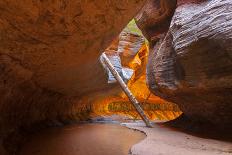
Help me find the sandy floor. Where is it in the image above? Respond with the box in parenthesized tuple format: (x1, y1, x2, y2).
(123, 122, 232, 155)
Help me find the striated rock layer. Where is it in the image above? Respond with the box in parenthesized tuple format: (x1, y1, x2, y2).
(141, 0, 232, 126)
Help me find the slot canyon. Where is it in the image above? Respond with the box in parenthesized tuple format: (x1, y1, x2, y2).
(0, 0, 231, 154)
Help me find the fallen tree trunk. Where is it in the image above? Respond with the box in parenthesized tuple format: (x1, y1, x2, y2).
(101, 53, 152, 128)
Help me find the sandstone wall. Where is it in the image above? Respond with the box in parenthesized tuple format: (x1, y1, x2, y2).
(0, 0, 147, 153)
(139, 0, 232, 126)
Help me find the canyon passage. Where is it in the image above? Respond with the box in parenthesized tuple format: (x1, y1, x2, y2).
(0, 0, 231, 155)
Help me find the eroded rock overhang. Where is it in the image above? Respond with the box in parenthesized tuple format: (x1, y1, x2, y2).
(136, 0, 232, 126)
(0, 0, 149, 153)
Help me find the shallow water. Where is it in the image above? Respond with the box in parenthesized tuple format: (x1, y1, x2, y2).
(19, 123, 145, 155)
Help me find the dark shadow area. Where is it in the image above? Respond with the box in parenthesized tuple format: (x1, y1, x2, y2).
(163, 114, 232, 142)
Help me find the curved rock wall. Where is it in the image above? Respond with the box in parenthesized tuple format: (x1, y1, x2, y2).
(0, 0, 147, 153)
(142, 0, 232, 126)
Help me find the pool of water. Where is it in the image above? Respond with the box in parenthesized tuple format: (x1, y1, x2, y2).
(19, 123, 145, 155)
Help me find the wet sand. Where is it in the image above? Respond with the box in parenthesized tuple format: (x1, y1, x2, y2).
(124, 121, 232, 155)
(19, 123, 145, 155)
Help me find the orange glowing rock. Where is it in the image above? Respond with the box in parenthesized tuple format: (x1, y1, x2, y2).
(76, 28, 182, 121)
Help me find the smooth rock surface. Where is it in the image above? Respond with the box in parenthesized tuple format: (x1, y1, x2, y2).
(0, 0, 147, 152)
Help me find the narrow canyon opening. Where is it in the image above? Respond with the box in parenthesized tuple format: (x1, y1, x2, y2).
(0, 0, 231, 155)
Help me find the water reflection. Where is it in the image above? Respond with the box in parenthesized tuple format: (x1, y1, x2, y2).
(19, 123, 145, 155)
